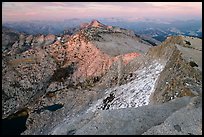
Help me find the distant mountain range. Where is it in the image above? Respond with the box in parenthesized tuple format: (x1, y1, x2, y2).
(3, 18, 202, 44)
(100, 18, 202, 42)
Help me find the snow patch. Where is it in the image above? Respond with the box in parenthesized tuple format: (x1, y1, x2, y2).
(57, 37, 61, 41)
(86, 61, 164, 113)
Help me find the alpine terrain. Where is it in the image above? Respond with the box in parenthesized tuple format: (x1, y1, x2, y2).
(2, 20, 202, 135)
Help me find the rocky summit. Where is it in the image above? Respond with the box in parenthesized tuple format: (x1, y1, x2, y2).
(2, 20, 202, 135)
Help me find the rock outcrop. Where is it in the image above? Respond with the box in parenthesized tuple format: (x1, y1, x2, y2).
(143, 97, 202, 135)
(2, 47, 57, 119)
(160, 35, 202, 71)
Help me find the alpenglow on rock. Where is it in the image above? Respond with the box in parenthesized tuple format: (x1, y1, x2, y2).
(2, 20, 202, 135)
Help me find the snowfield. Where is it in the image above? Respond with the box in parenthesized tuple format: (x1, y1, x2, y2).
(87, 61, 165, 112)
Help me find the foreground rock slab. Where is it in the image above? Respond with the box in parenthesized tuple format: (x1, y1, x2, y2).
(51, 96, 199, 135)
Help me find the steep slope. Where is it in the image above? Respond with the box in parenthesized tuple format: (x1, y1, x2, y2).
(150, 36, 202, 104)
(160, 35, 202, 71)
(62, 24, 148, 82)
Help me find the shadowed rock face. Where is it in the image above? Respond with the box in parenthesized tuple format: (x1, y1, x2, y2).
(2, 21, 202, 135)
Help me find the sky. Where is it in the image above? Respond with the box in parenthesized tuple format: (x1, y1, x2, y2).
(2, 2, 202, 22)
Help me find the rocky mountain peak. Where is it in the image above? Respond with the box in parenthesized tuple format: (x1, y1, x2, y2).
(89, 19, 106, 28)
(80, 20, 108, 29)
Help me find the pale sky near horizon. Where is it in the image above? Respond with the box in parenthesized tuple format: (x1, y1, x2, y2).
(2, 2, 202, 22)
